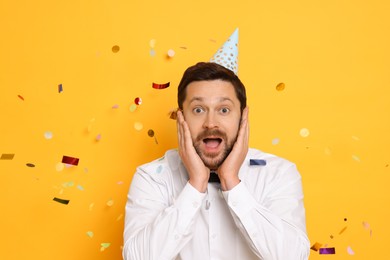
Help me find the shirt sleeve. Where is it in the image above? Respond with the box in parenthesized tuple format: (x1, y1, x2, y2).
(123, 170, 206, 260)
(222, 164, 310, 260)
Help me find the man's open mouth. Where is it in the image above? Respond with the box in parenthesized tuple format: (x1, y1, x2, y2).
(203, 138, 222, 149)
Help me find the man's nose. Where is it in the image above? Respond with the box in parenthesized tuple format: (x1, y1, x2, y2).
(202, 112, 218, 129)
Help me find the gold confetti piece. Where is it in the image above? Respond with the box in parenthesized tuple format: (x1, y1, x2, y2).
(310, 242, 322, 251)
(300, 128, 310, 137)
(89, 203, 94, 211)
(134, 122, 143, 131)
(26, 163, 35, 167)
(55, 162, 64, 172)
(324, 147, 332, 155)
(339, 226, 347, 235)
(112, 45, 120, 53)
(100, 242, 111, 251)
(179, 46, 187, 49)
(276, 82, 285, 91)
(351, 136, 360, 141)
(116, 214, 123, 221)
(168, 109, 178, 120)
(147, 129, 154, 137)
(106, 199, 114, 207)
(1, 153, 15, 160)
(149, 39, 156, 48)
(129, 104, 137, 112)
(352, 155, 360, 162)
(86, 231, 94, 238)
(17, 95, 25, 101)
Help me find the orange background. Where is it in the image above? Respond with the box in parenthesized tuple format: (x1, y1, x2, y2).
(1, 0, 389, 259)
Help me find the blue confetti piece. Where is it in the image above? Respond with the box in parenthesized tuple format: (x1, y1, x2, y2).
(249, 159, 267, 166)
(58, 84, 63, 93)
(156, 165, 163, 173)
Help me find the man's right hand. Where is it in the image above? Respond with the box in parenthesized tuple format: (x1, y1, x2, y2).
(177, 110, 209, 193)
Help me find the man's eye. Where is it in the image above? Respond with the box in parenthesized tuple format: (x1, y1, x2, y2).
(193, 107, 204, 113)
(220, 107, 230, 114)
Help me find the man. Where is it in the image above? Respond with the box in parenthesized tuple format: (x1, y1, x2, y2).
(123, 62, 310, 259)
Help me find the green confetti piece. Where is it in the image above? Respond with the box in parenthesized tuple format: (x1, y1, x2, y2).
(86, 231, 94, 238)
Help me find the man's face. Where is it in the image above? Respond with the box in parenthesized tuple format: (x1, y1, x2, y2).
(182, 80, 242, 170)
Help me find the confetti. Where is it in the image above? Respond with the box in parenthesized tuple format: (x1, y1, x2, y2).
(362, 221, 370, 230)
(310, 242, 322, 251)
(17, 95, 24, 101)
(100, 242, 111, 251)
(1, 153, 15, 160)
(129, 104, 137, 112)
(352, 155, 361, 162)
(167, 49, 175, 57)
(86, 231, 94, 238)
(112, 45, 120, 53)
(77, 185, 84, 191)
(339, 226, 347, 235)
(347, 246, 355, 255)
(352, 136, 360, 141)
(58, 84, 63, 93)
(149, 39, 156, 48)
(249, 159, 267, 166)
(26, 163, 35, 167)
(53, 197, 70, 205)
(152, 82, 170, 89)
(300, 128, 310, 137)
(44, 131, 53, 139)
(55, 162, 64, 171)
(147, 129, 154, 137)
(134, 122, 143, 131)
(116, 214, 123, 221)
(89, 203, 94, 211)
(319, 247, 335, 254)
(150, 49, 156, 57)
(276, 82, 285, 91)
(134, 97, 142, 105)
(272, 138, 280, 145)
(96, 134, 102, 141)
(168, 109, 178, 120)
(324, 147, 332, 155)
(117, 181, 123, 185)
(62, 181, 74, 188)
(106, 199, 114, 207)
(112, 104, 119, 109)
(62, 155, 79, 166)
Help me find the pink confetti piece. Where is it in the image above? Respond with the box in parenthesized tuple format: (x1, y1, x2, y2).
(112, 104, 119, 109)
(96, 134, 102, 141)
(347, 246, 355, 255)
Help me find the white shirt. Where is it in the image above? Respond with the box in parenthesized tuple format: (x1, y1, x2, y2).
(123, 148, 310, 260)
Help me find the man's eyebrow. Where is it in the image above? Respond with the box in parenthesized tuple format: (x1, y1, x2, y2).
(189, 97, 234, 104)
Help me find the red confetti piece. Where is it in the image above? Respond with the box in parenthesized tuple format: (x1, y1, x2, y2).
(62, 155, 79, 166)
(134, 97, 142, 105)
(152, 82, 170, 89)
(17, 95, 24, 101)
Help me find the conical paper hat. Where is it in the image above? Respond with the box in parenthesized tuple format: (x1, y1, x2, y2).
(210, 28, 239, 74)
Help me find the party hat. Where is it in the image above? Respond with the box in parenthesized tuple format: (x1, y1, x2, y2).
(210, 28, 239, 74)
